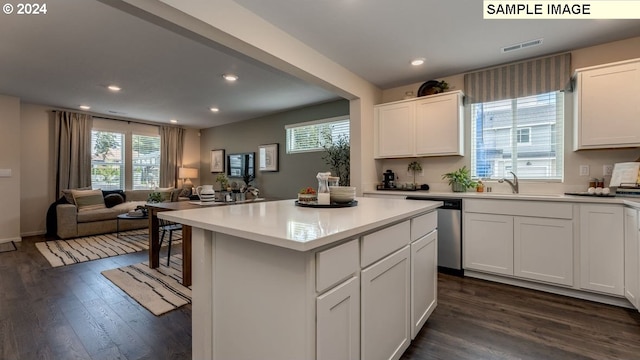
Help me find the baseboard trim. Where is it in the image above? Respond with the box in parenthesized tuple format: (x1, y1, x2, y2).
(21, 230, 46, 237)
(0, 236, 22, 244)
(464, 270, 633, 309)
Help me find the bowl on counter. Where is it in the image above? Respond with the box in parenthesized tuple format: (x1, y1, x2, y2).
(329, 186, 356, 203)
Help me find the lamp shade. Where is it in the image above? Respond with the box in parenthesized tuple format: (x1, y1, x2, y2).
(179, 167, 198, 180)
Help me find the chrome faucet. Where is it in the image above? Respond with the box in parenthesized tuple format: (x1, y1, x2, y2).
(498, 171, 519, 194)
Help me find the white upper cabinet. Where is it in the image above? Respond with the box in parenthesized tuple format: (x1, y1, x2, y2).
(375, 91, 464, 158)
(573, 58, 640, 150)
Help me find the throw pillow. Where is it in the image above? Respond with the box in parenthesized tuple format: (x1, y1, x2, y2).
(61, 186, 92, 205)
(71, 189, 106, 212)
(102, 189, 126, 202)
(155, 187, 175, 202)
(104, 193, 125, 208)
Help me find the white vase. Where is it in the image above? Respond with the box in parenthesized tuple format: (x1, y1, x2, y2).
(196, 185, 216, 202)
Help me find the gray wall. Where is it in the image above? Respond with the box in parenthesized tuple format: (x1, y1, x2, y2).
(200, 100, 350, 200)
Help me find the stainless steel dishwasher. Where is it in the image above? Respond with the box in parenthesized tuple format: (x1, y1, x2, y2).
(406, 197, 463, 276)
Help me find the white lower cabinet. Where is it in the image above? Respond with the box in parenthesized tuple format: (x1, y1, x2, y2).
(410, 230, 437, 339)
(624, 207, 639, 310)
(464, 213, 514, 275)
(361, 246, 411, 360)
(317, 275, 360, 360)
(514, 217, 573, 286)
(579, 204, 624, 296)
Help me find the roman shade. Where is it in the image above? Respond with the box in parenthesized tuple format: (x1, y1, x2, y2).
(464, 53, 571, 104)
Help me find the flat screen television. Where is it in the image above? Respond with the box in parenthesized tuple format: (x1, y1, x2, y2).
(227, 152, 255, 178)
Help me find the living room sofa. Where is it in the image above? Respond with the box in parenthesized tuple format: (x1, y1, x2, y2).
(56, 189, 181, 239)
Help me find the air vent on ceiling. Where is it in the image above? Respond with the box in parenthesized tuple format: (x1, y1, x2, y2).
(501, 38, 543, 53)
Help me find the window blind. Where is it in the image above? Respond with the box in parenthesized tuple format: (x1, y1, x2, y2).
(132, 134, 160, 189)
(285, 116, 349, 154)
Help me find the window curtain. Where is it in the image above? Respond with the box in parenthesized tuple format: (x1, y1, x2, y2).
(54, 111, 93, 196)
(159, 126, 184, 188)
(464, 53, 571, 104)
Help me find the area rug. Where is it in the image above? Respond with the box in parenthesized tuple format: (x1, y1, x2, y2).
(35, 229, 182, 267)
(101, 254, 191, 316)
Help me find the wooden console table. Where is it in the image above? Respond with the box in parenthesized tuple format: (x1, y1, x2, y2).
(146, 199, 265, 287)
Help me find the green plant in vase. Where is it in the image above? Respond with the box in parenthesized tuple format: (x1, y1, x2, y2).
(442, 166, 477, 192)
(407, 161, 422, 187)
(215, 173, 229, 191)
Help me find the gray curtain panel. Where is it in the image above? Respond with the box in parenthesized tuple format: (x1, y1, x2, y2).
(464, 53, 571, 104)
(54, 111, 93, 197)
(160, 126, 184, 188)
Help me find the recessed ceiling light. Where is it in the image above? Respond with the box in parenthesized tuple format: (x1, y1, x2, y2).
(222, 74, 238, 82)
(170, 119, 178, 123)
(79, 105, 91, 110)
(411, 58, 425, 66)
(108, 85, 121, 92)
(210, 107, 220, 113)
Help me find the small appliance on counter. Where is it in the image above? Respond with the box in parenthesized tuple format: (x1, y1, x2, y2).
(382, 169, 396, 189)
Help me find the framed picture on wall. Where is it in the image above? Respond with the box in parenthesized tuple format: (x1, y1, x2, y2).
(210, 149, 225, 173)
(258, 143, 279, 172)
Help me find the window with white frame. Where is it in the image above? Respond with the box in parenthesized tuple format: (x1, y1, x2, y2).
(285, 116, 349, 154)
(91, 124, 161, 190)
(132, 134, 161, 190)
(91, 130, 125, 190)
(470, 91, 564, 180)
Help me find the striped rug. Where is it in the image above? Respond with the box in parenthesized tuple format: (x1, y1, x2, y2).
(102, 254, 191, 316)
(35, 229, 182, 267)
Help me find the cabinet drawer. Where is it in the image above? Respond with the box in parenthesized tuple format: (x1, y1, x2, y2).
(465, 199, 572, 219)
(362, 221, 410, 268)
(411, 211, 437, 242)
(316, 239, 359, 293)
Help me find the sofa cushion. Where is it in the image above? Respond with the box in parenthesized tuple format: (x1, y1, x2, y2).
(104, 193, 125, 208)
(76, 201, 146, 223)
(62, 186, 92, 205)
(72, 189, 106, 212)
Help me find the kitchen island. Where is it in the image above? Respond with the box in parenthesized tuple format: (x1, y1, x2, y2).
(159, 197, 441, 360)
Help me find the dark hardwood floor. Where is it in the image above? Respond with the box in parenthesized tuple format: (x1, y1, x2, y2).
(2, 235, 640, 360)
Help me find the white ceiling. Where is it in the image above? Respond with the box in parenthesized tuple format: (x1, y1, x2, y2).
(1, 0, 639, 129)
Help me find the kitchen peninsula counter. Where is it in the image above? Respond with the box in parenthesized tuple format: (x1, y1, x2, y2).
(159, 197, 441, 360)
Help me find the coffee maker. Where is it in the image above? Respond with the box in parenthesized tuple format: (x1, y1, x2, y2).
(382, 170, 396, 189)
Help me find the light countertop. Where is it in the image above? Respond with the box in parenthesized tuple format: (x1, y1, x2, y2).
(364, 190, 640, 207)
(158, 197, 442, 251)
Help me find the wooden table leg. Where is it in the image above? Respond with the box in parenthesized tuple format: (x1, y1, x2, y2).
(182, 225, 192, 286)
(149, 208, 161, 269)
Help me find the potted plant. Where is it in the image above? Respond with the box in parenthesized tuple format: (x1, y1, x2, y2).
(442, 166, 476, 192)
(215, 173, 229, 191)
(321, 131, 350, 186)
(407, 161, 422, 187)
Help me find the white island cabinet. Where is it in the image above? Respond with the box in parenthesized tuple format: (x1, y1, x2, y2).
(159, 197, 441, 360)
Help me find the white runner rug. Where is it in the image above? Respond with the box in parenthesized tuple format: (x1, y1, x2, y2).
(101, 254, 191, 316)
(36, 229, 182, 267)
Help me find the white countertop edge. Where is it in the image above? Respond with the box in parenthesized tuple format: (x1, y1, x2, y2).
(158, 199, 441, 252)
(364, 190, 640, 205)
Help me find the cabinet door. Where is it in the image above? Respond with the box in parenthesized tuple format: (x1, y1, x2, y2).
(317, 276, 360, 360)
(415, 92, 463, 156)
(375, 102, 415, 158)
(624, 208, 639, 310)
(514, 217, 573, 286)
(579, 205, 624, 295)
(575, 60, 640, 149)
(361, 246, 410, 360)
(410, 230, 437, 340)
(464, 213, 514, 275)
